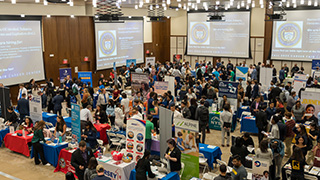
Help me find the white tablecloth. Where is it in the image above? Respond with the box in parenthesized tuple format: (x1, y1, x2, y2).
(98, 156, 135, 180)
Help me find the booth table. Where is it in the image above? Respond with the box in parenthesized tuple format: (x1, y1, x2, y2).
(4, 131, 33, 157)
(199, 143, 222, 170)
(42, 112, 57, 125)
(209, 112, 237, 132)
(94, 123, 111, 144)
(0, 128, 9, 147)
(31, 141, 68, 167)
(97, 156, 135, 180)
(129, 169, 180, 180)
(237, 106, 250, 118)
(240, 115, 259, 134)
(54, 148, 77, 176)
(282, 164, 320, 180)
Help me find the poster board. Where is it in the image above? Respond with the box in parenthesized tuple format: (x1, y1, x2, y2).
(145, 57, 155, 67)
(252, 159, 270, 180)
(174, 118, 199, 180)
(131, 73, 149, 100)
(236, 66, 248, 88)
(154, 81, 169, 95)
(59, 68, 72, 84)
(293, 74, 307, 93)
(312, 60, 320, 70)
(29, 95, 42, 122)
(126, 118, 146, 163)
(218, 81, 239, 99)
(301, 91, 320, 118)
(71, 103, 81, 144)
(78, 71, 93, 87)
(126, 59, 136, 67)
(164, 76, 175, 96)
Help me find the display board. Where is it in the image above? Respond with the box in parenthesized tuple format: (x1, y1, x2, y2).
(164, 76, 175, 96)
(293, 74, 307, 93)
(187, 11, 250, 58)
(71, 103, 81, 144)
(78, 71, 93, 87)
(29, 95, 42, 122)
(252, 159, 270, 179)
(301, 90, 320, 118)
(95, 20, 144, 70)
(271, 10, 320, 61)
(145, 57, 155, 66)
(0, 20, 45, 86)
(59, 68, 72, 84)
(154, 81, 169, 95)
(236, 66, 249, 87)
(131, 73, 149, 100)
(126, 118, 146, 163)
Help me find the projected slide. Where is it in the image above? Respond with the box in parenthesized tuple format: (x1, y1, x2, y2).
(271, 10, 320, 61)
(0, 21, 45, 86)
(95, 20, 144, 70)
(187, 12, 250, 58)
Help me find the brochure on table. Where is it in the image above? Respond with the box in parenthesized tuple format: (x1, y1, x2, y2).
(126, 118, 146, 163)
(29, 95, 42, 122)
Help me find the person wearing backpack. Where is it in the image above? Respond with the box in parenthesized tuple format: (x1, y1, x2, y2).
(195, 100, 209, 143)
(72, 79, 81, 106)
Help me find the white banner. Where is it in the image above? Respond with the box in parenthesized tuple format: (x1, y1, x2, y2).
(29, 95, 42, 122)
(164, 76, 175, 96)
(260, 68, 273, 92)
(145, 57, 155, 67)
(293, 74, 307, 93)
(154, 81, 169, 96)
(236, 66, 249, 87)
(126, 119, 146, 163)
(252, 159, 270, 180)
(301, 91, 320, 118)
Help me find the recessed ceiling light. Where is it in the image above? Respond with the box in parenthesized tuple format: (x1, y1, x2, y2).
(21, 14, 25, 17)
(70, 15, 75, 18)
(11, 0, 16, 4)
(47, 14, 51, 18)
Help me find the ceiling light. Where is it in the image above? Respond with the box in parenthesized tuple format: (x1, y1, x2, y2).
(21, 14, 25, 17)
(308, 0, 312, 5)
(293, 3, 297, 7)
(35, 0, 40, 3)
(93, 0, 97, 7)
(44, 0, 48, 5)
(167, 16, 170, 19)
(11, 0, 16, 4)
(70, 15, 75, 18)
(135, 5, 138, 9)
(196, 0, 200, 3)
(315, 0, 318, 6)
(47, 14, 51, 18)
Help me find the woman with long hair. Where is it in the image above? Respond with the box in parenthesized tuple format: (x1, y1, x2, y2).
(165, 139, 182, 173)
(307, 122, 319, 164)
(112, 85, 120, 103)
(94, 105, 107, 124)
(189, 98, 198, 120)
(150, 100, 159, 134)
(135, 150, 155, 180)
(291, 101, 305, 123)
(106, 99, 115, 126)
(22, 117, 34, 133)
(287, 147, 307, 180)
(81, 89, 90, 108)
(31, 120, 48, 165)
(82, 121, 98, 148)
(84, 157, 98, 180)
(256, 140, 273, 166)
(54, 116, 67, 141)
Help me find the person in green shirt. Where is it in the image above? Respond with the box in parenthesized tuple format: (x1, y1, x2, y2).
(229, 69, 235, 82)
(31, 120, 49, 165)
(145, 115, 155, 151)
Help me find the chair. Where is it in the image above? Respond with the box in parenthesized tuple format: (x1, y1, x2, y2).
(97, 139, 103, 147)
(45, 122, 54, 129)
(305, 174, 318, 180)
(199, 153, 209, 175)
(216, 159, 227, 166)
(202, 173, 213, 180)
(180, 162, 185, 179)
(107, 131, 120, 151)
(285, 170, 291, 180)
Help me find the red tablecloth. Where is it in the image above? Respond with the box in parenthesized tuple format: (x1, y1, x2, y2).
(94, 123, 111, 144)
(54, 148, 99, 177)
(4, 131, 33, 157)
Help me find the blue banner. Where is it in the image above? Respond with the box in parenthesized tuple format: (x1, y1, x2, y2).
(218, 81, 239, 99)
(312, 60, 320, 70)
(78, 71, 93, 87)
(59, 68, 72, 83)
(113, 62, 116, 71)
(126, 59, 136, 67)
(71, 103, 81, 143)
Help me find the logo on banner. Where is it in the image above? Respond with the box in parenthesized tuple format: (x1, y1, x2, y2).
(277, 22, 302, 48)
(105, 169, 121, 180)
(254, 161, 261, 167)
(99, 31, 117, 56)
(59, 158, 66, 168)
(191, 23, 209, 44)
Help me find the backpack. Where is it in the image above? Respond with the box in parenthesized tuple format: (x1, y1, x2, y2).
(207, 88, 214, 99)
(279, 91, 286, 103)
(87, 95, 93, 105)
(72, 84, 78, 95)
(198, 106, 209, 124)
(70, 95, 77, 104)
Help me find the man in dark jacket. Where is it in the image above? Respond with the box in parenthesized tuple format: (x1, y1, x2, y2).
(181, 101, 191, 119)
(52, 91, 64, 116)
(270, 83, 282, 104)
(16, 93, 29, 123)
(256, 105, 268, 143)
(250, 96, 262, 116)
(195, 100, 209, 143)
(214, 164, 232, 180)
(71, 141, 94, 180)
(251, 80, 259, 100)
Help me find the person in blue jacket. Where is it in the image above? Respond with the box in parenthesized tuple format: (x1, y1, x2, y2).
(82, 121, 98, 149)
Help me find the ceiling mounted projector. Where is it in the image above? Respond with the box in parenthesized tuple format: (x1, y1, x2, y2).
(265, 13, 286, 21)
(47, 0, 69, 3)
(207, 15, 225, 22)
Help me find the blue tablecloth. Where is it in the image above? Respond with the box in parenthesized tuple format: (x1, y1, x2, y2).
(129, 169, 179, 180)
(237, 106, 250, 118)
(64, 117, 72, 128)
(93, 94, 98, 109)
(31, 142, 68, 167)
(0, 128, 9, 147)
(240, 115, 259, 134)
(42, 112, 57, 125)
(199, 143, 222, 169)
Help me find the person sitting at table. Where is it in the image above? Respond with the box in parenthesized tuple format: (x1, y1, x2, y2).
(165, 138, 182, 174)
(106, 99, 115, 126)
(114, 102, 125, 130)
(65, 172, 75, 180)
(230, 137, 249, 167)
(240, 133, 254, 148)
(71, 140, 95, 180)
(135, 150, 155, 180)
(250, 96, 262, 116)
(82, 121, 98, 149)
(84, 157, 98, 180)
(313, 140, 320, 167)
(231, 155, 247, 180)
(54, 116, 67, 142)
(5, 106, 18, 129)
(94, 105, 107, 124)
(214, 164, 232, 180)
(31, 120, 49, 165)
(22, 116, 33, 133)
(92, 165, 111, 180)
(286, 147, 307, 180)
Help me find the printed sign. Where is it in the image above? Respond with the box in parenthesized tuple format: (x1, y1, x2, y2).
(126, 59, 136, 68)
(71, 103, 81, 144)
(312, 60, 320, 70)
(154, 81, 169, 95)
(78, 71, 93, 87)
(173, 54, 183, 62)
(293, 74, 307, 93)
(218, 81, 239, 99)
(59, 68, 72, 84)
(145, 57, 155, 67)
(164, 76, 175, 96)
(131, 73, 149, 100)
(236, 66, 248, 87)
(252, 159, 270, 180)
(301, 91, 320, 118)
(126, 118, 146, 163)
(209, 113, 221, 130)
(29, 95, 42, 122)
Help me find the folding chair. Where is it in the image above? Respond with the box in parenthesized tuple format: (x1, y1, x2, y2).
(180, 162, 185, 179)
(199, 153, 209, 175)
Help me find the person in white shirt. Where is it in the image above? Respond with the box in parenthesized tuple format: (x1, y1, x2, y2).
(121, 93, 130, 117)
(18, 84, 28, 100)
(135, 65, 143, 73)
(80, 105, 93, 130)
(115, 102, 125, 130)
(131, 107, 143, 120)
(97, 89, 109, 110)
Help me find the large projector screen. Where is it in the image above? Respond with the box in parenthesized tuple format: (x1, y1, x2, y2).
(271, 10, 320, 61)
(0, 20, 45, 86)
(187, 11, 251, 58)
(95, 20, 144, 70)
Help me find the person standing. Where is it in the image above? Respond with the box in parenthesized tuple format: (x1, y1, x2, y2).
(165, 139, 182, 174)
(16, 93, 29, 123)
(106, 100, 115, 126)
(136, 150, 155, 180)
(195, 100, 209, 144)
(256, 105, 268, 143)
(121, 93, 130, 118)
(286, 147, 306, 180)
(220, 105, 232, 147)
(256, 140, 273, 169)
(17, 84, 28, 101)
(214, 164, 232, 180)
(231, 155, 248, 180)
(71, 141, 94, 180)
(284, 112, 296, 157)
(31, 120, 49, 165)
(84, 157, 98, 180)
(279, 67, 285, 84)
(145, 116, 154, 151)
(97, 89, 109, 111)
(181, 101, 191, 119)
(52, 91, 64, 116)
(80, 105, 93, 130)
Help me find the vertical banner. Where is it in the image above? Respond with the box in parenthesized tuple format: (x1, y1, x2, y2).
(236, 66, 248, 87)
(252, 159, 270, 179)
(218, 81, 239, 99)
(164, 76, 175, 96)
(78, 71, 93, 87)
(293, 74, 307, 93)
(59, 68, 72, 83)
(29, 95, 42, 122)
(145, 57, 155, 67)
(174, 118, 199, 180)
(159, 107, 174, 160)
(131, 73, 149, 100)
(126, 118, 146, 163)
(259, 68, 273, 92)
(312, 60, 320, 70)
(113, 62, 117, 86)
(71, 103, 81, 143)
(154, 81, 169, 95)
(126, 59, 136, 67)
(301, 91, 320, 118)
